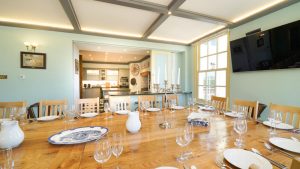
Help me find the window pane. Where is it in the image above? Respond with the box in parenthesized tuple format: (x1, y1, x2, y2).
(208, 55, 217, 70)
(216, 87, 226, 97)
(208, 39, 217, 55)
(198, 86, 205, 99)
(207, 71, 215, 86)
(217, 52, 227, 68)
(200, 57, 207, 70)
(218, 35, 228, 52)
(200, 43, 207, 57)
(216, 70, 226, 86)
(198, 72, 206, 85)
(207, 86, 215, 100)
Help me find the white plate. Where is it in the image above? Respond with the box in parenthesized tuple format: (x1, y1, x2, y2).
(0, 118, 11, 122)
(269, 137, 300, 153)
(147, 108, 161, 112)
(48, 126, 108, 145)
(223, 149, 272, 169)
(173, 106, 185, 110)
(224, 111, 244, 118)
(262, 121, 294, 130)
(115, 110, 130, 115)
(199, 106, 215, 111)
(80, 113, 98, 118)
(155, 167, 178, 169)
(37, 115, 59, 121)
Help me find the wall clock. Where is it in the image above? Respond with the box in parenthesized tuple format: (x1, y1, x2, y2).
(130, 63, 140, 76)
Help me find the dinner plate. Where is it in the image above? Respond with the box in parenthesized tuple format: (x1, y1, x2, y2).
(262, 121, 294, 130)
(80, 112, 98, 118)
(115, 110, 130, 115)
(223, 148, 272, 169)
(269, 137, 300, 153)
(173, 106, 185, 110)
(224, 111, 244, 118)
(155, 167, 178, 169)
(199, 106, 215, 111)
(37, 115, 59, 121)
(146, 108, 161, 112)
(48, 126, 108, 145)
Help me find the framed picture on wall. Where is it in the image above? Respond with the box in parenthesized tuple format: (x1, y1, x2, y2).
(75, 59, 79, 74)
(20, 52, 46, 69)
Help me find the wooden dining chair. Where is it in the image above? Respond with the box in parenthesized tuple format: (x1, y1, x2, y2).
(138, 95, 156, 111)
(211, 96, 228, 112)
(269, 103, 300, 128)
(109, 96, 130, 112)
(76, 97, 99, 115)
(0, 101, 27, 119)
(162, 94, 178, 108)
(38, 100, 67, 117)
(233, 99, 259, 121)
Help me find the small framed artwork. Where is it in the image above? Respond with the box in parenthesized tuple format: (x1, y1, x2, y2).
(20, 52, 46, 69)
(75, 59, 79, 74)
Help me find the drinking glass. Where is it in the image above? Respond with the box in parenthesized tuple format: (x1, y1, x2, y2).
(64, 105, 77, 123)
(170, 100, 176, 113)
(9, 108, 17, 120)
(112, 133, 123, 169)
(176, 126, 192, 162)
(18, 107, 27, 126)
(234, 117, 247, 148)
(104, 102, 113, 119)
(188, 98, 193, 111)
(273, 111, 282, 136)
(141, 101, 148, 116)
(94, 138, 112, 167)
(0, 148, 13, 169)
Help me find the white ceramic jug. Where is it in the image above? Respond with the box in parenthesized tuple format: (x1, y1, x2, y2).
(0, 120, 24, 148)
(126, 111, 141, 133)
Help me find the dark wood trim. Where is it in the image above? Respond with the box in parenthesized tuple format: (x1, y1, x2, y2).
(20, 51, 46, 69)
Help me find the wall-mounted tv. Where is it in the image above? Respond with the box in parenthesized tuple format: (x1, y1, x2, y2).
(230, 20, 300, 72)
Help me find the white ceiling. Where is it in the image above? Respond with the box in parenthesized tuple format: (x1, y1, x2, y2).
(0, 0, 72, 29)
(0, 0, 288, 44)
(179, 0, 286, 22)
(149, 16, 225, 43)
(141, 0, 172, 6)
(72, 0, 159, 37)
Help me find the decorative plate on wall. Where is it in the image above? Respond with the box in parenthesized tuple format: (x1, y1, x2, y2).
(130, 63, 140, 76)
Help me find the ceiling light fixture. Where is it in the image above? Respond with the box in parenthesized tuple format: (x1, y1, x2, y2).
(168, 11, 172, 15)
(24, 42, 38, 52)
(0, 17, 73, 30)
(81, 28, 142, 38)
(232, 0, 286, 22)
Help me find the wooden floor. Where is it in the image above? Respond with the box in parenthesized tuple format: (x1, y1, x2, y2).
(14, 109, 299, 169)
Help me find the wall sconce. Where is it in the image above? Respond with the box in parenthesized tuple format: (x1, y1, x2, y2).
(24, 42, 38, 52)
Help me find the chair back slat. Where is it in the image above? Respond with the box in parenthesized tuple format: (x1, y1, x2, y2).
(211, 96, 228, 113)
(270, 103, 300, 128)
(76, 98, 99, 114)
(138, 95, 156, 111)
(233, 99, 259, 121)
(109, 97, 130, 112)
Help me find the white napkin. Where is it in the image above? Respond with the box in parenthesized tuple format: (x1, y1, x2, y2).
(187, 112, 210, 121)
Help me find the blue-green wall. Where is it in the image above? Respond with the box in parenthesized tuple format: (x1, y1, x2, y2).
(0, 26, 191, 105)
(229, 2, 300, 120)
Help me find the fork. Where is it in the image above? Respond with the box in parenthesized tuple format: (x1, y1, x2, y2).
(215, 156, 232, 169)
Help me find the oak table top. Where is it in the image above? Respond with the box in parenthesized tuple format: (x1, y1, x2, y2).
(14, 110, 299, 169)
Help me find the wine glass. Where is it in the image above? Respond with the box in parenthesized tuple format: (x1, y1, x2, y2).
(0, 148, 13, 169)
(234, 117, 247, 148)
(94, 138, 112, 167)
(273, 111, 282, 136)
(176, 126, 192, 162)
(18, 107, 28, 126)
(170, 100, 176, 113)
(188, 97, 193, 111)
(104, 102, 113, 119)
(9, 107, 17, 120)
(112, 133, 123, 169)
(141, 101, 148, 116)
(268, 110, 276, 136)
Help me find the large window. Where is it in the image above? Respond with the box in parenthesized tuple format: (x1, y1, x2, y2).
(198, 34, 228, 100)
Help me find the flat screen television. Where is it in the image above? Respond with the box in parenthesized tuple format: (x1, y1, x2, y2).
(230, 20, 300, 72)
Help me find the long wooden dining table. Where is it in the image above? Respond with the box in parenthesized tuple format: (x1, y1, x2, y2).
(13, 109, 299, 169)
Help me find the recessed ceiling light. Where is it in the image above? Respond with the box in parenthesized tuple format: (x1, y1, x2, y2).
(0, 17, 73, 30)
(146, 51, 150, 54)
(168, 11, 172, 15)
(232, 0, 286, 22)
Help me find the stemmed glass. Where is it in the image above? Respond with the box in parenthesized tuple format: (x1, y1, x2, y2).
(170, 100, 176, 113)
(112, 133, 123, 169)
(234, 117, 247, 148)
(268, 111, 276, 136)
(104, 102, 113, 119)
(188, 98, 193, 111)
(141, 101, 148, 116)
(0, 148, 13, 169)
(273, 111, 282, 136)
(18, 107, 27, 126)
(94, 138, 112, 168)
(176, 125, 193, 162)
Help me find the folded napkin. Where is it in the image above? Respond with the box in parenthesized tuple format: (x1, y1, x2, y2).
(187, 112, 209, 127)
(198, 105, 215, 111)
